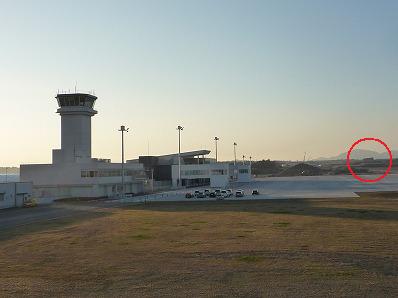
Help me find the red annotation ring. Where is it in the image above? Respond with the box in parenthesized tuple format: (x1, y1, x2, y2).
(346, 137, 393, 183)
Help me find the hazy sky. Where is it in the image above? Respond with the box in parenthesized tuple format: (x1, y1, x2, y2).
(1, 0, 397, 166)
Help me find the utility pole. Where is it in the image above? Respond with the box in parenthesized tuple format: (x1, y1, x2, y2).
(214, 137, 219, 162)
(177, 125, 184, 187)
(118, 125, 129, 198)
(233, 142, 238, 181)
(233, 142, 237, 166)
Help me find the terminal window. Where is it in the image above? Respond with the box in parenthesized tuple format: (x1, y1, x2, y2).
(183, 170, 209, 176)
(81, 169, 146, 178)
(211, 169, 226, 175)
(58, 97, 94, 108)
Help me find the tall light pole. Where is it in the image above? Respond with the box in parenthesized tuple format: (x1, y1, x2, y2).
(214, 137, 219, 163)
(151, 168, 154, 193)
(118, 125, 129, 198)
(177, 125, 184, 187)
(249, 156, 252, 167)
(242, 155, 246, 165)
(233, 142, 237, 166)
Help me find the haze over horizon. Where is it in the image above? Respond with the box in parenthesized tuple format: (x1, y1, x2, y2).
(1, 0, 397, 167)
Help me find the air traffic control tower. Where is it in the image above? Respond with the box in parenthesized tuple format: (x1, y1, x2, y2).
(52, 93, 98, 164)
(20, 91, 148, 199)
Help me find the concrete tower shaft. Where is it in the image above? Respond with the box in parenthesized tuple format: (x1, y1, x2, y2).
(52, 93, 98, 164)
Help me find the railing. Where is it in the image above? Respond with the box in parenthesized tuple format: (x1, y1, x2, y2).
(57, 88, 96, 95)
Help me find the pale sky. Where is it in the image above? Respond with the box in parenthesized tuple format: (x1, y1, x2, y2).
(1, 0, 397, 166)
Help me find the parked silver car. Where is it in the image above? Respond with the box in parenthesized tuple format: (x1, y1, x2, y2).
(221, 190, 229, 198)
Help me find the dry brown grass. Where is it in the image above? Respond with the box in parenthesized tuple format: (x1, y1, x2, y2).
(1, 195, 398, 297)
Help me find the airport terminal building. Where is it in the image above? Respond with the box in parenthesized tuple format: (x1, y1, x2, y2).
(128, 151, 251, 189)
(20, 92, 251, 199)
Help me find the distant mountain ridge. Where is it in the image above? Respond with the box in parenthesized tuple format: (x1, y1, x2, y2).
(316, 149, 398, 161)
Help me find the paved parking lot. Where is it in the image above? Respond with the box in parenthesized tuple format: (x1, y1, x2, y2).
(123, 174, 398, 203)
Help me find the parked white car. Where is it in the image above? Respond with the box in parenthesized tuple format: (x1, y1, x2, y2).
(235, 190, 245, 198)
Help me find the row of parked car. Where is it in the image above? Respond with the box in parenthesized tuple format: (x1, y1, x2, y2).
(185, 188, 259, 199)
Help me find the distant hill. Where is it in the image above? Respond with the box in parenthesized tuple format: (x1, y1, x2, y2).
(316, 149, 398, 161)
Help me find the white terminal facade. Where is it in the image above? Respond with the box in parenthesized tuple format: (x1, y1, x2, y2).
(128, 151, 251, 189)
(21, 93, 252, 199)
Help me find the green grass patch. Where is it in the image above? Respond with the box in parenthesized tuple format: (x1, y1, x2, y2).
(119, 241, 130, 245)
(347, 209, 369, 214)
(273, 222, 291, 227)
(130, 234, 151, 240)
(270, 210, 294, 214)
(237, 255, 263, 263)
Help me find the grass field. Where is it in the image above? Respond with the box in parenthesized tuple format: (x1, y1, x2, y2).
(0, 194, 398, 297)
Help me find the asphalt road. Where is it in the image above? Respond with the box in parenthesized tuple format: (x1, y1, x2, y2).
(0, 203, 104, 231)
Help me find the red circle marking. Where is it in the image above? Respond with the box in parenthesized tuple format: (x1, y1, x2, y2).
(346, 138, 393, 183)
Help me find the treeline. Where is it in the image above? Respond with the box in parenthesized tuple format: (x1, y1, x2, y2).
(251, 159, 283, 176)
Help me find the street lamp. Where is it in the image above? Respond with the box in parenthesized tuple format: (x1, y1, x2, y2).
(249, 156, 252, 166)
(233, 142, 237, 166)
(177, 125, 184, 187)
(243, 155, 246, 165)
(214, 137, 219, 162)
(118, 125, 129, 198)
